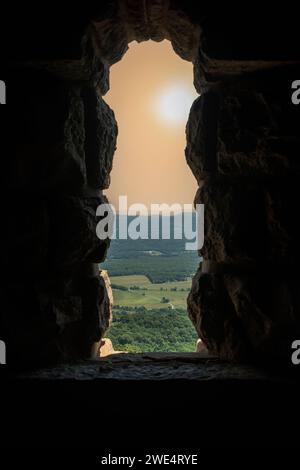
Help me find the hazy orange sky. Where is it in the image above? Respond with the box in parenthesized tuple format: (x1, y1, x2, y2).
(104, 40, 198, 212)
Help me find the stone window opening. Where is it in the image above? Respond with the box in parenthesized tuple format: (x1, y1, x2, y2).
(97, 38, 202, 355)
(5, 2, 297, 367)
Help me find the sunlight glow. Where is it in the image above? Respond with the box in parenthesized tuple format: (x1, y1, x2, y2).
(153, 81, 197, 126)
(104, 40, 199, 210)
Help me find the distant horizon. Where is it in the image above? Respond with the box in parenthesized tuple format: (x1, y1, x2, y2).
(113, 210, 196, 216)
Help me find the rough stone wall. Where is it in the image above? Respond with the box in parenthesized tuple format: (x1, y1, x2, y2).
(0, 0, 202, 366)
(1, 1, 300, 365)
(186, 18, 300, 363)
(1, 50, 117, 366)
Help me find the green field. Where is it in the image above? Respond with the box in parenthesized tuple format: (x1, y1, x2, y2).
(108, 306, 197, 353)
(110, 274, 191, 309)
(106, 273, 197, 352)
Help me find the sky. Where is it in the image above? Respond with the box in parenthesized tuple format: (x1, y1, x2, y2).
(104, 40, 199, 213)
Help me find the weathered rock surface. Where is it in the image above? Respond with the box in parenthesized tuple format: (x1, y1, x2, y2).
(18, 353, 284, 382)
(98, 337, 124, 357)
(188, 266, 300, 362)
(47, 195, 110, 269)
(196, 338, 209, 356)
(195, 179, 268, 264)
(1, 266, 113, 364)
(99, 338, 115, 357)
(185, 92, 219, 183)
(83, 88, 118, 189)
(186, 50, 300, 363)
(5, 68, 87, 193)
(89, 0, 201, 65)
(187, 68, 300, 181)
(99, 270, 113, 336)
(188, 271, 249, 361)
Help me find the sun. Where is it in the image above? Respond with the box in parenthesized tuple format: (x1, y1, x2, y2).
(152, 81, 198, 127)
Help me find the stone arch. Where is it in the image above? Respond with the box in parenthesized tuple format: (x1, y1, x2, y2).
(2, 0, 300, 366)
